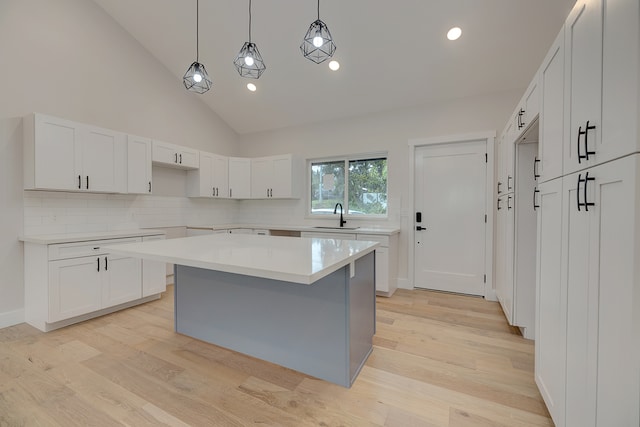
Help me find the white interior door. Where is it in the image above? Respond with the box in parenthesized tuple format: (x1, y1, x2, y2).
(414, 140, 487, 295)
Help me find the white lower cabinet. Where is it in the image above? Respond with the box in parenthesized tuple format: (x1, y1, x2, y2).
(48, 256, 103, 322)
(142, 235, 167, 297)
(536, 154, 640, 427)
(535, 177, 566, 425)
(24, 232, 166, 332)
(300, 231, 399, 296)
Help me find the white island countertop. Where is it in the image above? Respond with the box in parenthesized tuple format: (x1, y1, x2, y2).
(108, 233, 379, 285)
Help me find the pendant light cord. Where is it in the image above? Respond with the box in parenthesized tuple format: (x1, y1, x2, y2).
(248, 0, 252, 42)
(317, 0, 320, 20)
(196, 0, 200, 61)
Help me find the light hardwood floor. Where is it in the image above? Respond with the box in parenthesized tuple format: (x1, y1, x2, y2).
(0, 287, 552, 426)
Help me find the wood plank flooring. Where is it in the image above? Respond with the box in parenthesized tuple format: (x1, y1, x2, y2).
(0, 288, 552, 426)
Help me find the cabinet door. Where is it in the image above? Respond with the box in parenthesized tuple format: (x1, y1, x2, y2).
(33, 114, 83, 191)
(228, 157, 251, 199)
(494, 196, 506, 307)
(152, 140, 179, 165)
(523, 75, 540, 127)
(601, 0, 640, 161)
(48, 256, 102, 322)
(564, 0, 603, 174)
(127, 135, 152, 194)
(211, 154, 229, 198)
(534, 177, 566, 427)
(82, 126, 126, 193)
(373, 246, 389, 293)
(271, 155, 294, 198)
(563, 170, 597, 427)
(498, 194, 515, 323)
(142, 235, 166, 297)
(251, 157, 272, 198)
(102, 253, 142, 308)
(539, 30, 565, 182)
(188, 151, 213, 197)
(178, 148, 199, 169)
(564, 156, 640, 427)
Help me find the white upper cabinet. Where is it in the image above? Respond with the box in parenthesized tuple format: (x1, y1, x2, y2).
(564, 0, 603, 174)
(250, 154, 297, 199)
(152, 140, 199, 169)
(228, 157, 251, 199)
(563, 0, 640, 173)
(539, 29, 565, 182)
(187, 151, 229, 198)
(23, 113, 126, 193)
(513, 74, 540, 139)
(127, 134, 153, 194)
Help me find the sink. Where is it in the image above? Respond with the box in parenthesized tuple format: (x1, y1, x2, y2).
(312, 226, 360, 230)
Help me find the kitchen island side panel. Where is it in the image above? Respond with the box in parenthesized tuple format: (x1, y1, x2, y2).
(174, 254, 375, 387)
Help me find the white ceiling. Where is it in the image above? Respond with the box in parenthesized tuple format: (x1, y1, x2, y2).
(92, 0, 576, 135)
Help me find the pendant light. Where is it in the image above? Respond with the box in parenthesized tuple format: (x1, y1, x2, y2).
(300, 0, 336, 64)
(233, 0, 266, 79)
(183, 0, 212, 93)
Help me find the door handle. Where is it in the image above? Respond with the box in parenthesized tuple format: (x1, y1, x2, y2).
(416, 226, 426, 231)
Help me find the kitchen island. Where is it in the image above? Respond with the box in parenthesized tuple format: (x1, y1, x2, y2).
(108, 233, 378, 387)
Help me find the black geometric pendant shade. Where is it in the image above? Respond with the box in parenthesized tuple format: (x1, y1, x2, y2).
(300, 19, 336, 64)
(233, 42, 266, 79)
(183, 61, 212, 93)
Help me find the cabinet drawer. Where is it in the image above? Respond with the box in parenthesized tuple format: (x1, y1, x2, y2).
(356, 234, 389, 247)
(48, 237, 141, 261)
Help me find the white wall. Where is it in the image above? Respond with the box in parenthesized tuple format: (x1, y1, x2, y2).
(0, 0, 239, 327)
(237, 90, 522, 287)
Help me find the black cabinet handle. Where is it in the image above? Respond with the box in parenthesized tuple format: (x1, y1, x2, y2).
(216, 187, 218, 197)
(149, 181, 152, 193)
(533, 188, 540, 211)
(179, 153, 182, 164)
(174, 153, 178, 163)
(497, 182, 502, 194)
(497, 198, 502, 211)
(97, 257, 100, 272)
(578, 126, 586, 164)
(507, 175, 513, 191)
(266, 188, 269, 197)
(270, 188, 273, 197)
(583, 172, 595, 212)
(507, 195, 513, 210)
(518, 109, 526, 130)
(229, 188, 232, 198)
(86, 176, 89, 189)
(213, 187, 215, 197)
(105, 256, 108, 271)
(577, 172, 596, 211)
(78, 175, 82, 189)
(584, 121, 596, 161)
(534, 157, 540, 180)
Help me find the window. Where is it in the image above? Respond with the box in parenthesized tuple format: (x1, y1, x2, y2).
(310, 156, 387, 217)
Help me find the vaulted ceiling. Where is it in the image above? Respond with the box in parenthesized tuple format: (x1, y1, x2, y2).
(93, 0, 576, 134)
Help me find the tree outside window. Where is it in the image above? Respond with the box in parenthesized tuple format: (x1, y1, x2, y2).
(310, 156, 387, 216)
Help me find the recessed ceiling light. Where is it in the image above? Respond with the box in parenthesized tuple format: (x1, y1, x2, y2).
(247, 83, 257, 92)
(329, 60, 340, 71)
(447, 27, 462, 41)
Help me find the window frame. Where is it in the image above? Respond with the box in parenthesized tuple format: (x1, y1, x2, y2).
(306, 152, 388, 220)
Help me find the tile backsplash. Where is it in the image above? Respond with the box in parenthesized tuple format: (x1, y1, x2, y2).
(23, 191, 237, 236)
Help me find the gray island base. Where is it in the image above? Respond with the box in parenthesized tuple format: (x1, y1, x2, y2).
(173, 252, 376, 388)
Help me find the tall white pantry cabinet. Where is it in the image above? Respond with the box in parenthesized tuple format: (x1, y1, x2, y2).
(534, 0, 640, 426)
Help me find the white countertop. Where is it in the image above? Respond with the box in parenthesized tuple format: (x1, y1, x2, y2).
(20, 229, 166, 245)
(108, 233, 379, 285)
(187, 223, 400, 236)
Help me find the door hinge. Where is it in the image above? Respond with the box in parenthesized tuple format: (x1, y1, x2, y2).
(484, 214, 487, 223)
(484, 274, 486, 283)
(485, 153, 488, 163)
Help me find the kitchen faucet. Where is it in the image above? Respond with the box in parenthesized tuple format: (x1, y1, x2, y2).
(333, 203, 347, 227)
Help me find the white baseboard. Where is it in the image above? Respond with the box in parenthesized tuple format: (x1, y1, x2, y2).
(484, 288, 498, 301)
(397, 278, 412, 290)
(0, 309, 24, 329)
